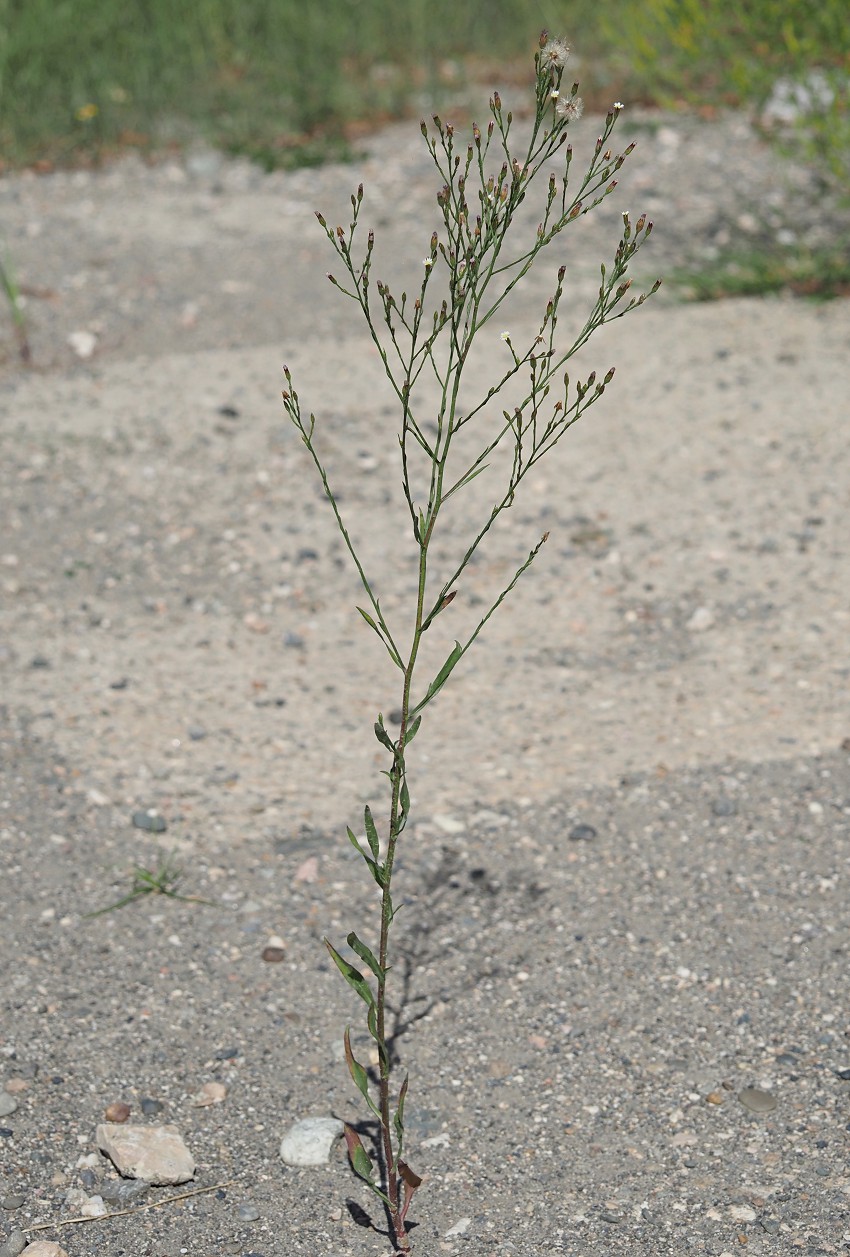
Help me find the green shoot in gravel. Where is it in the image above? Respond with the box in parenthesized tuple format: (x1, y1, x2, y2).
(85, 851, 215, 917)
(0, 248, 31, 365)
(282, 34, 659, 1252)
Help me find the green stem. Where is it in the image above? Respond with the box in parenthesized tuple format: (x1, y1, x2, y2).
(376, 531, 430, 1251)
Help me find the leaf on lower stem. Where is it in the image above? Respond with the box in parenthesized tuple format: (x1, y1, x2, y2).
(344, 1027, 381, 1116)
(393, 1073, 409, 1152)
(363, 806, 381, 861)
(325, 939, 375, 1010)
(347, 931, 385, 982)
(398, 1159, 423, 1224)
(346, 826, 386, 887)
(374, 714, 396, 753)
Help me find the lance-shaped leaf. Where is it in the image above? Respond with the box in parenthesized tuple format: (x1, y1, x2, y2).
(344, 1027, 381, 1117)
(363, 806, 381, 862)
(411, 641, 463, 715)
(347, 931, 385, 983)
(346, 826, 385, 888)
(374, 715, 396, 753)
(343, 1124, 391, 1205)
(325, 939, 375, 1011)
(393, 1073, 409, 1157)
(398, 1159, 423, 1225)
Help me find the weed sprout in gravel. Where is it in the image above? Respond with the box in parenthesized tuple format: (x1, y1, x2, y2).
(281, 33, 660, 1253)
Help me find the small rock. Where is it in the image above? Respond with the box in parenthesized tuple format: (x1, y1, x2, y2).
(80, 1195, 108, 1218)
(20, 1244, 70, 1257)
(711, 797, 737, 817)
(261, 946, 286, 963)
(671, 1131, 698, 1147)
(0, 1235, 25, 1257)
(131, 809, 167, 833)
(0, 1095, 17, 1119)
(599, 1211, 621, 1224)
(99, 1179, 149, 1206)
(67, 330, 97, 360)
(1, 1195, 25, 1210)
(279, 1117, 344, 1166)
(705, 1090, 725, 1105)
(140, 1097, 163, 1116)
(729, 1204, 757, 1223)
(568, 823, 597, 842)
(738, 1087, 777, 1114)
(104, 1102, 131, 1123)
(237, 1203, 260, 1222)
(191, 1081, 227, 1107)
(293, 856, 319, 883)
(444, 1217, 472, 1237)
(433, 814, 465, 835)
(214, 1046, 239, 1061)
(3, 1081, 28, 1096)
(833, 1067, 850, 1081)
(96, 1123, 195, 1185)
(686, 606, 715, 632)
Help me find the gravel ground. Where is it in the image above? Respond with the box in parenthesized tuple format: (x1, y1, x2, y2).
(1, 94, 850, 1257)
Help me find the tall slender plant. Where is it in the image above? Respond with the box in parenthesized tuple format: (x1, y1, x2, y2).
(282, 33, 659, 1252)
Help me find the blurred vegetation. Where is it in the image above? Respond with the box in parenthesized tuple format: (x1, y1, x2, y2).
(0, 0, 610, 170)
(603, 0, 850, 191)
(0, 0, 846, 185)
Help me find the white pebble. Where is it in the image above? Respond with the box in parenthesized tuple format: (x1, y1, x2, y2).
(279, 1117, 343, 1166)
(67, 330, 97, 359)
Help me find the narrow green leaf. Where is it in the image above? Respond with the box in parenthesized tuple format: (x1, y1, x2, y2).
(343, 1126, 392, 1205)
(403, 715, 422, 746)
(393, 1073, 409, 1153)
(346, 826, 385, 888)
(356, 606, 380, 633)
(413, 641, 463, 713)
(344, 1028, 381, 1116)
(344, 1124, 374, 1182)
(325, 939, 375, 1009)
(373, 716, 396, 753)
(347, 931, 384, 982)
(363, 806, 380, 861)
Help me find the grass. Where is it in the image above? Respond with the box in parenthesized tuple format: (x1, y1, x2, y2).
(670, 244, 850, 302)
(0, 0, 621, 171)
(0, 248, 31, 363)
(84, 851, 215, 917)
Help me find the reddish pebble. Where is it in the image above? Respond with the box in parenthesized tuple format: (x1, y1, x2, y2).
(104, 1101, 131, 1123)
(262, 946, 286, 963)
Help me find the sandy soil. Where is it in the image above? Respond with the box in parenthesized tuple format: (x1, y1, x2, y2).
(1, 103, 849, 1257)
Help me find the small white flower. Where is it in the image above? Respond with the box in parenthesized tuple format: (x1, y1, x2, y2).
(501, 331, 511, 342)
(613, 101, 624, 110)
(550, 89, 560, 100)
(423, 258, 433, 268)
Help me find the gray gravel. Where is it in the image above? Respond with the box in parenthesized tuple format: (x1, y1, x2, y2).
(1, 97, 849, 1256)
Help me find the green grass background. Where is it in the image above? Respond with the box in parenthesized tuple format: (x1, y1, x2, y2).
(0, 0, 847, 174)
